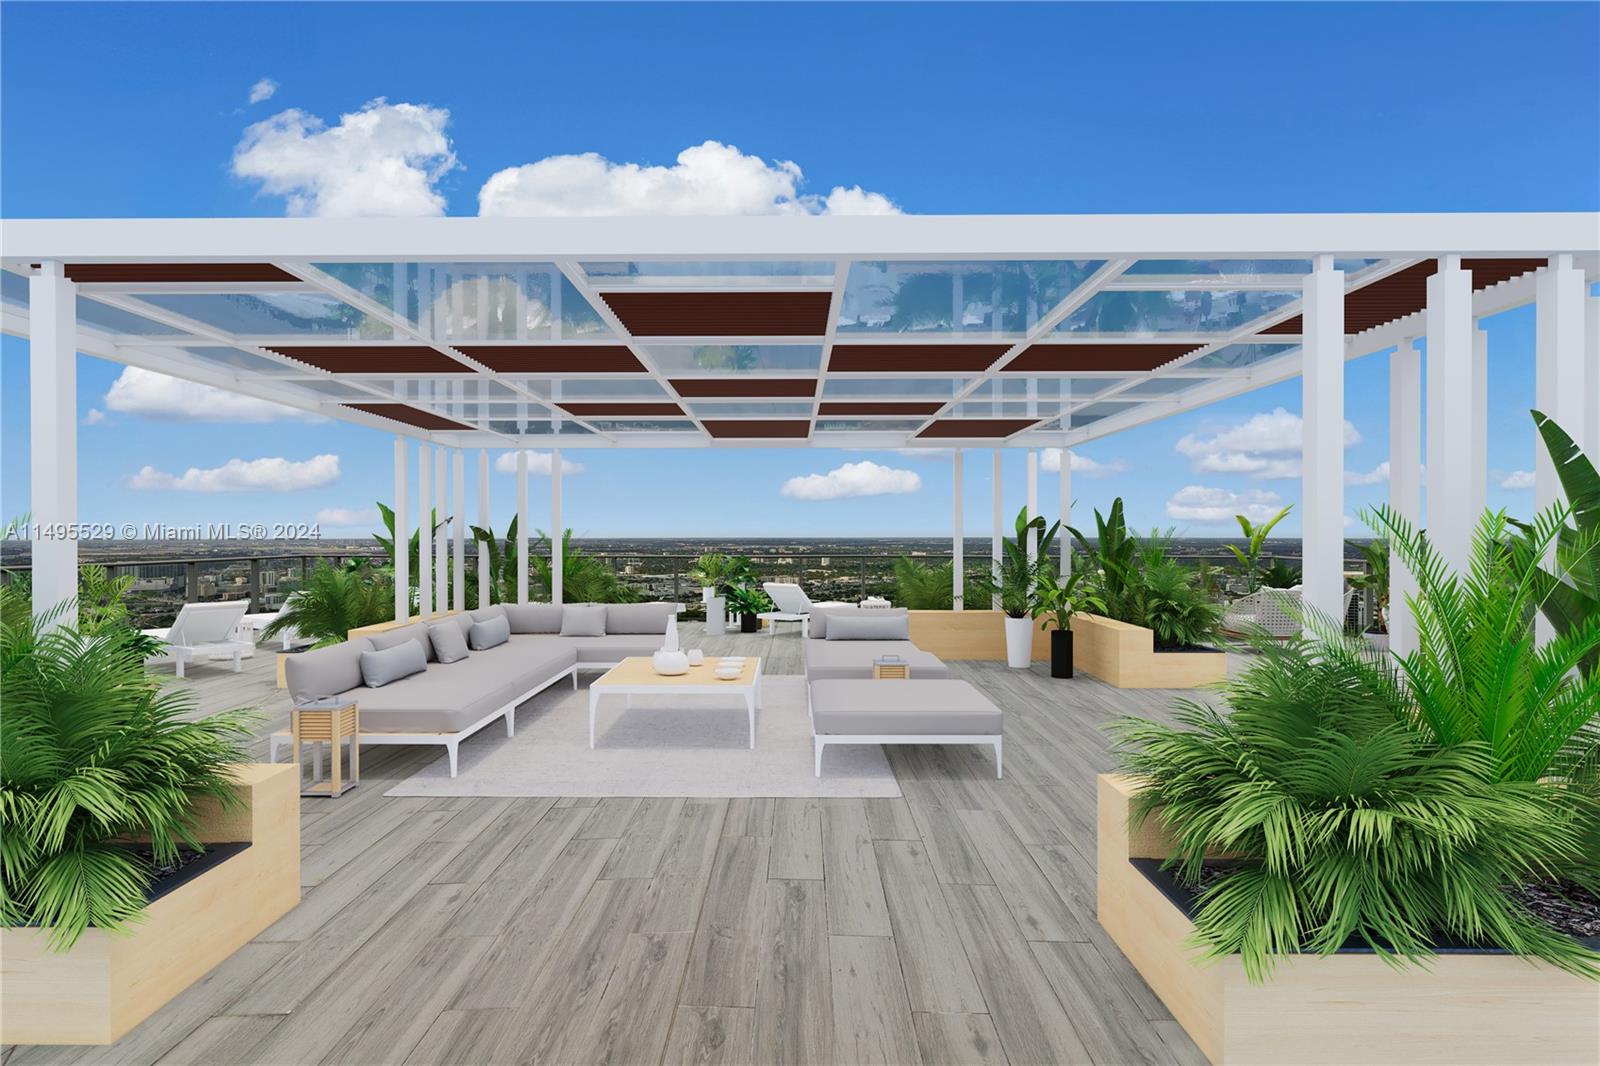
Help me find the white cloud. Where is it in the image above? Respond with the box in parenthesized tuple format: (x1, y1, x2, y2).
(1346, 461, 1389, 486)
(104, 367, 322, 423)
(232, 98, 457, 217)
(248, 77, 278, 105)
(494, 450, 585, 476)
(315, 506, 378, 528)
(1499, 469, 1536, 489)
(781, 460, 922, 501)
(1039, 449, 1127, 477)
(1165, 484, 1285, 525)
(1175, 407, 1360, 480)
(478, 139, 899, 217)
(82, 408, 105, 425)
(131, 455, 340, 493)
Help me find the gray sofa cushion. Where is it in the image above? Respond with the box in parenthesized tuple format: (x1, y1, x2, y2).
(336, 637, 579, 733)
(470, 614, 511, 650)
(825, 609, 909, 641)
(810, 679, 1002, 735)
(470, 604, 507, 624)
(803, 639, 949, 682)
(808, 605, 857, 640)
(284, 637, 373, 703)
(360, 641, 428, 688)
(568, 633, 665, 663)
(504, 603, 563, 634)
(428, 622, 470, 663)
(603, 602, 676, 634)
(370, 621, 436, 662)
(560, 603, 607, 637)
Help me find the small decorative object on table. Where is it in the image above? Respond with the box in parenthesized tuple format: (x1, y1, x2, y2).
(860, 596, 892, 610)
(292, 698, 359, 797)
(873, 655, 911, 680)
(687, 648, 705, 666)
(652, 616, 690, 675)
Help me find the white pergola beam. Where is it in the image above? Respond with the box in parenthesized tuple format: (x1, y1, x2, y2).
(434, 447, 447, 612)
(477, 449, 490, 607)
(393, 437, 409, 622)
(1426, 256, 1477, 573)
(28, 263, 78, 626)
(452, 449, 466, 612)
(1389, 340, 1422, 659)
(1536, 255, 1589, 505)
(516, 449, 529, 604)
(418, 444, 433, 615)
(1300, 255, 1345, 629)
(552, 449, 564, 606)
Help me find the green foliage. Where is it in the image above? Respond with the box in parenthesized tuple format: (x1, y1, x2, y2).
(1068, 498, 1138, 601)
(1115, 557, 1224, 649)
(1032, 561, 1104, 631)
(892, 555, 980, 610)
(1524, 410, 1600, 676)
(724, 583, 774, 618)
(1, 565, 164, 657)
(530, 530, 641, 604)
(689, 552, 736, 590)
(1225, 505, 1293, 592)
(1346, 539, 1390, 632)
(262, 560, 394, 647)
(1258, 559, 1303, 590)
(1112, 622, 1600, 983)
(972, 507, 1060, 618)
(1, 611, 258, 950)
(469, 515, 521, 605)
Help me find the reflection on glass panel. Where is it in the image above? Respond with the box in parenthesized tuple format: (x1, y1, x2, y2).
(1186, 342, 1297, 371)
(687, 402, 813, 418)
(1123, 259, 1379, 279)
(313, 262, 611, 341)
(586, 419, 699, 432)
(523, 378, 667, 400)
(77, 297, 183, 336)
(187, 347, 303, 377)
(814, 419, 928, 433)
(1115, 377, 1200, 398)
(969, 378, 1123, 401)
(951, 400, 1063, 418)
(821, 377, 966, 398)
(644, 344, 823, 373)
(289, 379, 376, 400)
(1071, 402, 1133, 427)
(838, 260, 1103, 335)
(1, 269, 28, 308)
(137, 293, 389, 337)
(582, 261, 833, 287)
(1056, 290, 1297, 335)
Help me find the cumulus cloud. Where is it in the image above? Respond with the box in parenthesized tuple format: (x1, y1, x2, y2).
(131, 455, 340, 493)
(478, 139, 899, 217)
(1346, 461, 1389, 486)
(494, 450, 586, 476)
(82, 408, 105, 425)
(248, 77, 278, 105)
(1165, 484, 1286, 525)
(1499, 469, 1536, 489)
(232, 98, 457, 216)
(105, 367, 322, 423)
(781, 461, 922, 501)
(1175, 407, 1360, 480)
(1039, 449, 1127, 477)
(315, 506, 378, 527)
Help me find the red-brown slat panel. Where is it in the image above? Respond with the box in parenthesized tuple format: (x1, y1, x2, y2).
(557, 402, 684, 417)
(453, 346, 647, 373)
(917, 418, 1040, 439)
(1004, 343, 1202, 373)
(601, 291, 832, 336)
(343, 403, 473, 431)
(817, 401, 945, 416)
(269, 346, 464, 374)
(670, 378, 817, 398)
(1261, 258, 1547, 337)
(826, 344, 1011, 373)
(64, 263, 300, 284)
(702, 420, 811, 439)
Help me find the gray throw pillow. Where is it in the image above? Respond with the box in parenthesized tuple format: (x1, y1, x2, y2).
(504, 603, 564, 634)
(825, 609, 910, 641)
(469, 614, 511, 650)
(469, 604, 507, 624)
(428, 621, 470, 664)
(603, 602, 675, 634)
(369, 621, 436, 662)
(809, 606, 857, 640)
(359, 640, 427, 688)
(559, 603, 607, 637)
(285, 637, 372, 704)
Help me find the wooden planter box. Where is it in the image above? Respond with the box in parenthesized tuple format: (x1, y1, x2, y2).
(1097, 774, 1600, 1065)
(907, 609, 1052, 662)
(1070, 613, 1226, 688)
(1, 763, 301, 1045)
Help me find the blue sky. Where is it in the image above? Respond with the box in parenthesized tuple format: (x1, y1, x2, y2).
(3, 3, 1596, 539)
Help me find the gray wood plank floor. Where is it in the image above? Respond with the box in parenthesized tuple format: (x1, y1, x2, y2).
(7, 629, 1212, 1066)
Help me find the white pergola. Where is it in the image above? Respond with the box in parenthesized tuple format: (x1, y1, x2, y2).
(5, 212, 1597, 649)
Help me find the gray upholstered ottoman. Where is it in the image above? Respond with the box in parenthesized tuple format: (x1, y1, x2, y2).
(808, 678, 1003, 778)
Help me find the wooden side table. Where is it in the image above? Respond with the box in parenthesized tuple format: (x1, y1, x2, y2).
(872, 659, 911, 680)
(292, 702, 359, 797)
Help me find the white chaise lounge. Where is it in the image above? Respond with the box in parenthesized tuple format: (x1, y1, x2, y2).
(143, 600, 254, 678)
(761, 581, 853, 638)
(239, 592, 312, 651)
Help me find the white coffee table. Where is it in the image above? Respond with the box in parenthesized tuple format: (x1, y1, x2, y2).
(588, 656, 763, 749)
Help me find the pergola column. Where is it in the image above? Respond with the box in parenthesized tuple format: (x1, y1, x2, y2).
(951, 449, 964, 610)
(1025, 449, 1039, 562)
(477, 449, 490, 606)
(434, 447, 447, 612)
(452, 449, 465, 612)
(1426, 255, 1476, 573)
(1388, 340, 1422, 659)
(418, 444, 432, 615)
(1300, 254, 1346, 628)
(990, 450, 1003, 610)
(1058, 447, 1072, 571)
(515, 450, 529, 604)
(551, 449, 564, 606)
(29, 263, 78, 627)
(1536, 255, 1589, 507)
(393, 437, 409, 622)
(1586, 290, 1600, 462)
(1471, 325, 1488, 520)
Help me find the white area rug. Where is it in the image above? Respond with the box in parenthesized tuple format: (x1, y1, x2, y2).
(384, 674, 900, 799)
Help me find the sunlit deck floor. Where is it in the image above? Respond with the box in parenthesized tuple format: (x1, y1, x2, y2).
(8, 630, 1219, 1066)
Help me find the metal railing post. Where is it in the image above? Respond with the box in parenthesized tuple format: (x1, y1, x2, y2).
(184, 562, 198, 602)
(248, 558, 261, 611)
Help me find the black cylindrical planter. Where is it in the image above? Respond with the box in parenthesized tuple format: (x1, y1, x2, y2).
(741, 613, 760, 634)
(1050, 628, 1074, 678)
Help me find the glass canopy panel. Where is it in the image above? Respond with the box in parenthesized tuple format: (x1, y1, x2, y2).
(76, 297, 186, 336)
(581, 261, 834, 287)
(1114, 377, 1202, 398)
(1070, 402, 1135, 427)
(1, 269, 27, 308)
(967, 378, 1126, 401)
(1055, 290, 1298, 335)
(642, 344, 824, 373)
(820, 377, 967, 398)
(950, 400, 1062, 418)
(837, 260, 1104, 336)
(1122, 259, 1380, 279)
(814, 419, 927, 433)
(134, 292, 390, 338)
(523, 378, 668, 400)
(686, 401, 813, 417)
(1186, 342, 1298, 371)
(585, 419, 699, 433)
(288, 379, 381, 400)
(186, 346, 305, 378)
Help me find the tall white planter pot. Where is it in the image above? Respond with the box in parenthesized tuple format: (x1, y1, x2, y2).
(1003, 615, 1034, 668)
(706, 595, 726, 636)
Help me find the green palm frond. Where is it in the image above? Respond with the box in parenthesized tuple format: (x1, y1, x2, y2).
(262, 560, 394, 646)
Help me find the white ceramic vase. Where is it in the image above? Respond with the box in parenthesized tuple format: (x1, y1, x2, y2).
(1003, 615, 1034, 669)
(654, 616, 689, 675)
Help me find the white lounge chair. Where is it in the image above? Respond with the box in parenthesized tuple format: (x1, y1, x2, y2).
(1222, 586, 1356, 639)
(143, 600, 254, 678)
(761, 582, 853, 638)
(239, 592, 311, 651)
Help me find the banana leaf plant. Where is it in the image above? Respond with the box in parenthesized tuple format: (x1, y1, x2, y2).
(1067, 497, 1138, 600)
(1226, 504, 1292, 592)
(1519, 410, 1600, 676)
(469, 515, 521, 605)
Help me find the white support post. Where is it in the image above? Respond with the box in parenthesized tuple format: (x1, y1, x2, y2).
(1536, 255, 1589, 507)
(1389, 340, 1422, 660)
(1426, 255, 1476, 573)
(1058, 447, 1072, 571)
(435, 448, 448, 612)
(1025, 449, 1039, 562)
(452, 449, 465, 612)
(551, 449, 565, 606)
(991, 450, 1003, 611)
(516, 450, 529, 604)
(418, 444, 432, 615)
(952, 449, 964, 610)
(1300, 254, 1346, 629)
(477, 449, 490, 606)
(1586, 292, 1600, 463)
(393, 438, 409, 622)
(1471, 325, 1488, 520)
(28, 263, 78, 627)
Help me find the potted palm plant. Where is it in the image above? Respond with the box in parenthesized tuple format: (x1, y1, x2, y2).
(690, 552, 735, 633)
(974, 507, 1059, 668)
(1032, 561, 1103, 678)
(723, 583, 773, 634)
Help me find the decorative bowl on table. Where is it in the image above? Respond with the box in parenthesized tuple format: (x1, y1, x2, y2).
(652, 649, 690, 675)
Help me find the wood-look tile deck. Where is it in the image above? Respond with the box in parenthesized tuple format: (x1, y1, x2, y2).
(6, 630, 1210, 1066)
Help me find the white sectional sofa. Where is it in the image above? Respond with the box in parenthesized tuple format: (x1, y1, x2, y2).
(281, 601, 677, 776)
